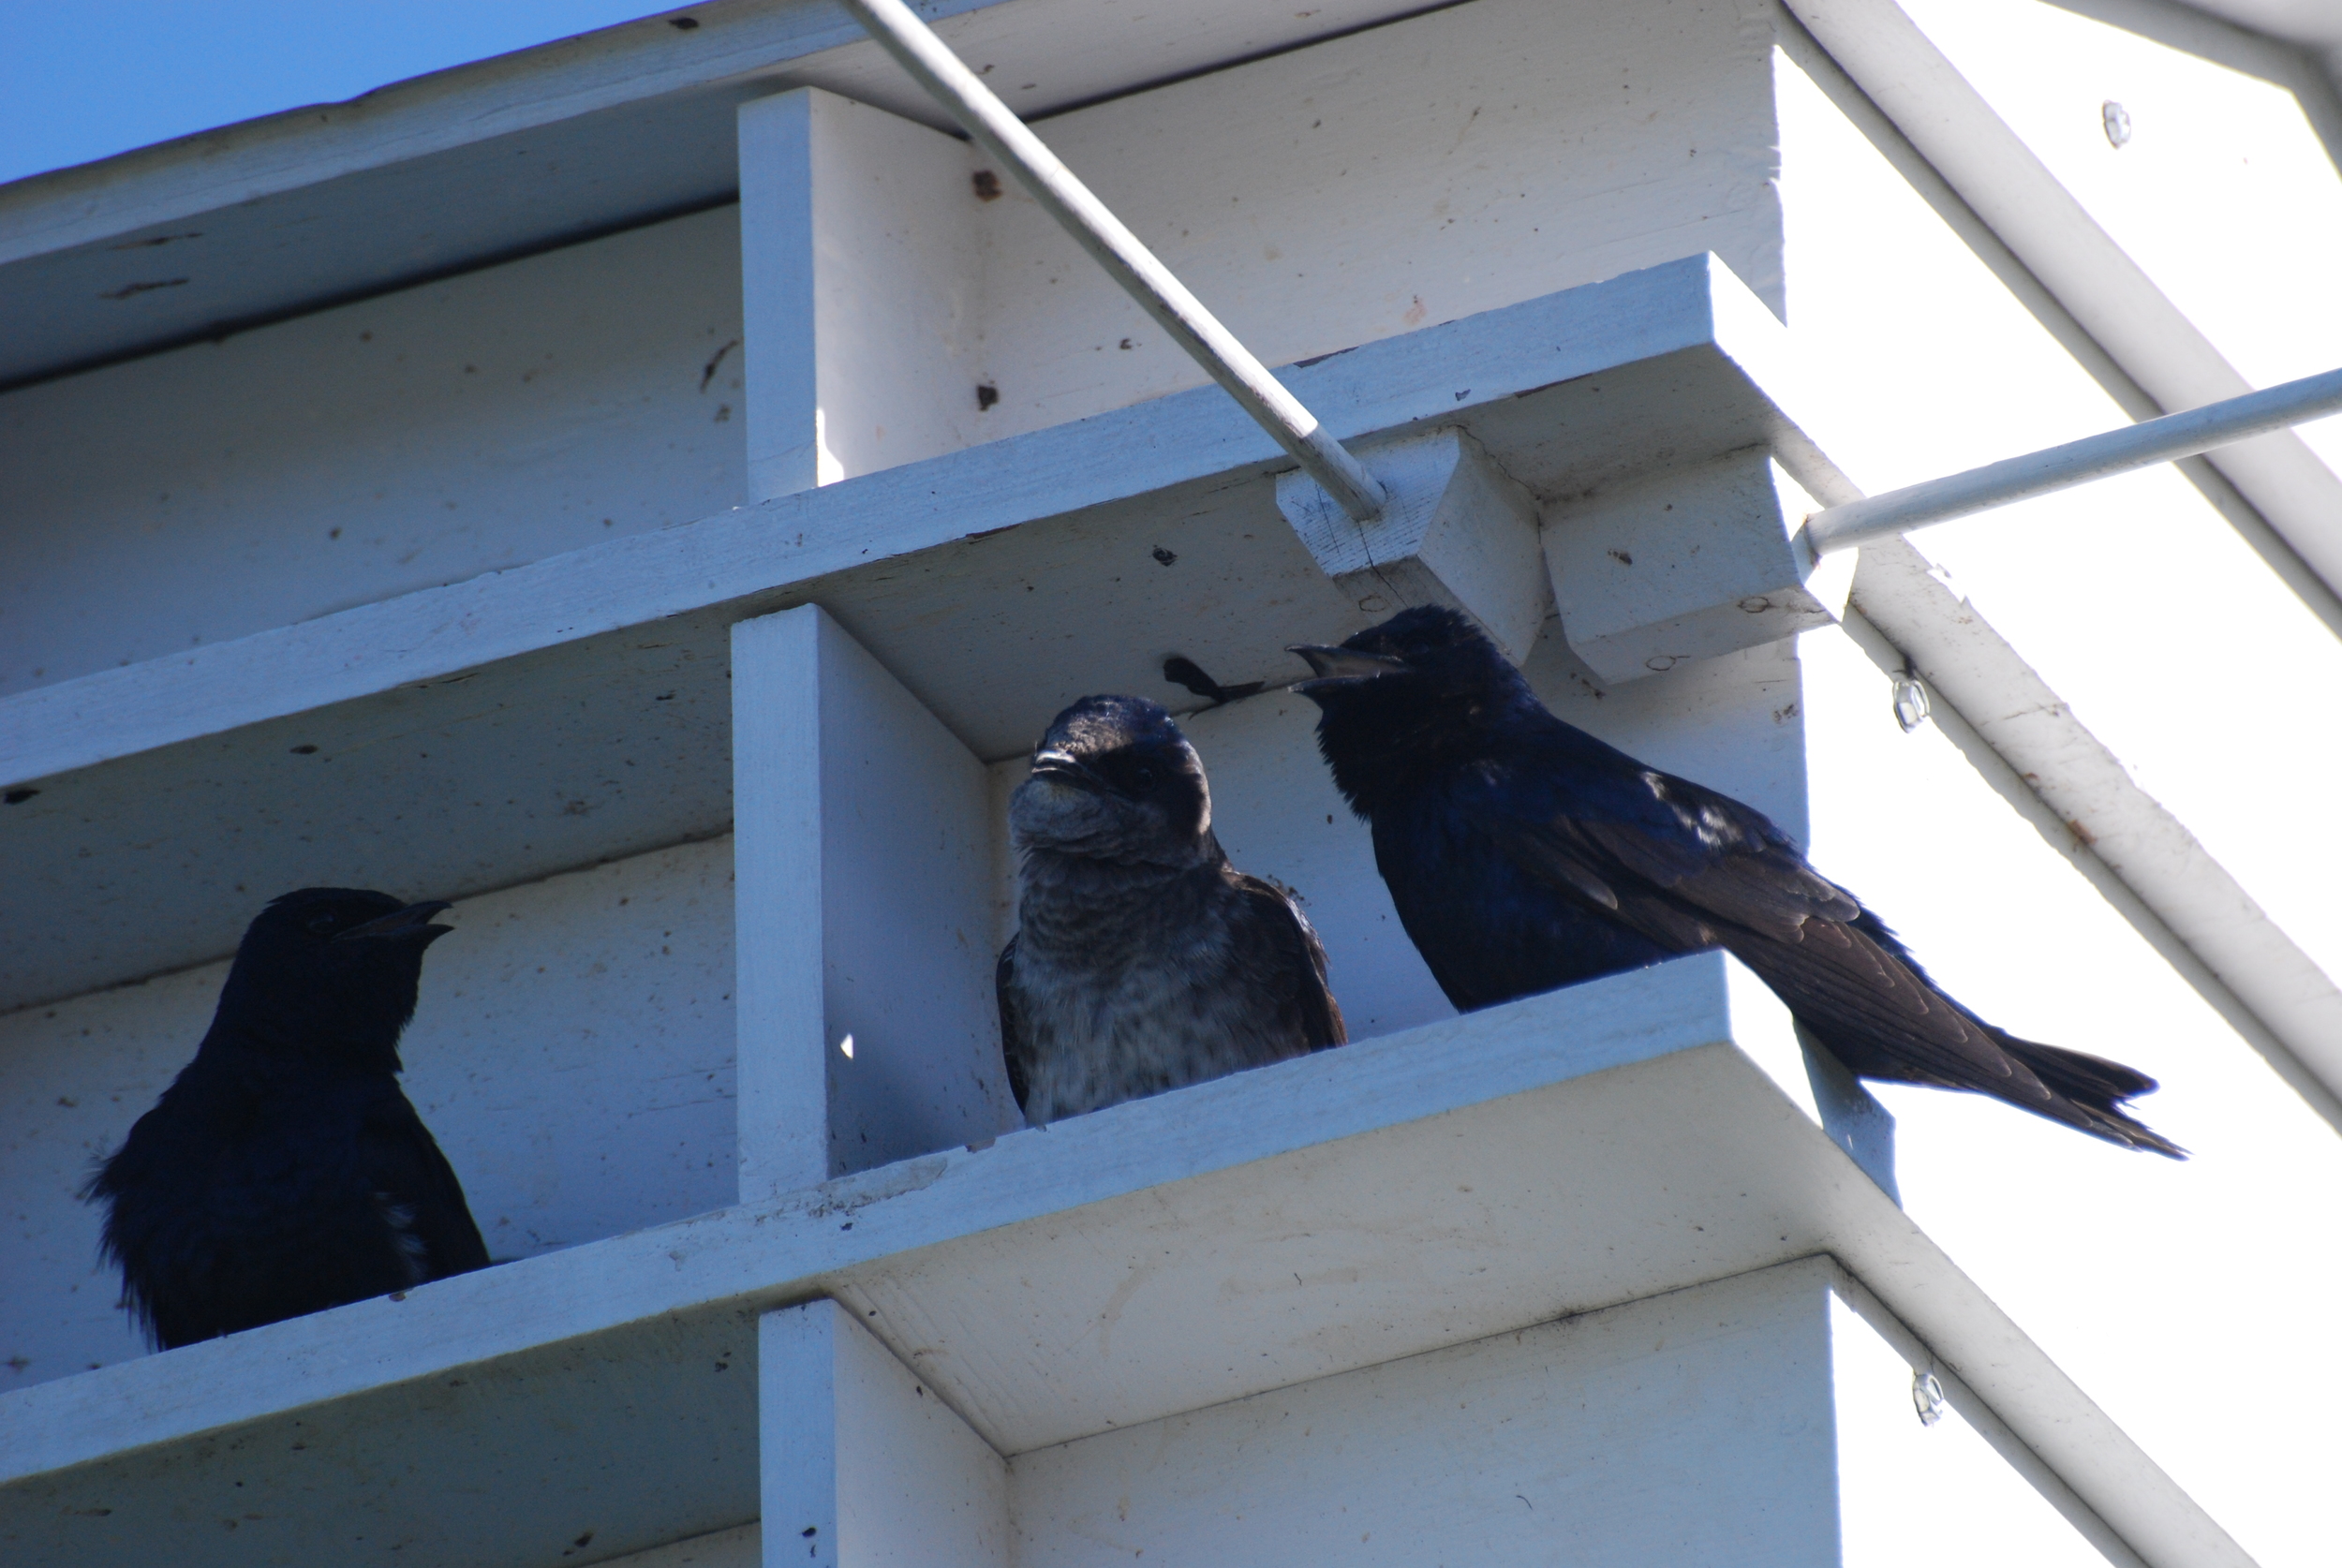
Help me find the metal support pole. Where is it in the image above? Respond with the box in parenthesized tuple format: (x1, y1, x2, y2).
(840, 0, 1387, 523)
(1805, 365, 2342, 555)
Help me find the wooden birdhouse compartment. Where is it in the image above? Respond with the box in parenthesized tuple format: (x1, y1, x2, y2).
(0, 0, 2246, 1563)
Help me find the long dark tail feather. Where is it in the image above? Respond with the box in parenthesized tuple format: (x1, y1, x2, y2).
(1994, 1033, 2187, 1159)
(1793, 905, 2186, 1158)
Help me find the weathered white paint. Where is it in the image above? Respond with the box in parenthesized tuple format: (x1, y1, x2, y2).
(603, 1523, 763, 1568)
(1013, 1259, 1843, 1568)
(2, 0, 1795, 701)
(407, 837, 740, 1260)
(1276, 426, 1548, 661)
(1547, 449, 1853, 683)
(1769, 35, 2342, 1129)
(1830, 1281, 2129, 1568)
(734, 607, 834, 1203)
(0, 955, 2238, 1568)
(733, 605, 1018, 1199)
(0, 0, 1446, 387)
(848, 0, 1391, 525)
(729, 0, 1799, 493)
(4, 258, 1802, 786)
(0, 836, 737, 1394)
(970, 0, 1787, 451)
(737, 89, 986, 499)
(0, 5, 2254, 1564)
(762, 1300, 1008, 1568)
(1847, 544, 2342, 1126)
(1007, 1256, 2122, 1566)
(0, 206, 746, 699)
(1805, 365, 2342, 554)
(1, 257, 1818, 1016)
(1786, 0, 2342, 607)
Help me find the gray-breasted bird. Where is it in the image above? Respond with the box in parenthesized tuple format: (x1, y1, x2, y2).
(999, 694, 1346, 1124)
(85, 888, 491, 1350)
(1292, 606, 2180, 1155)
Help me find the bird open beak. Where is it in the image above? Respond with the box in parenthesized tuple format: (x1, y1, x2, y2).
(1287, 643, 1409, 693)
(1026, 747, 1107, 792)
(336, 901, 454, 943)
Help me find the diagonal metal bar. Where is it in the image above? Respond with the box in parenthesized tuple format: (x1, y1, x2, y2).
(1806, 365, 2342, 555)
(841, 0, 1387, 523)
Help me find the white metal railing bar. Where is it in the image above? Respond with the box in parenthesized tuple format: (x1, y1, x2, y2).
(841, 0, 1388, 524)
(1805, 365, 2342, 555)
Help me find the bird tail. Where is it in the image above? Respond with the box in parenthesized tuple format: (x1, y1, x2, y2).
(1992, 1032, 2187, 1159)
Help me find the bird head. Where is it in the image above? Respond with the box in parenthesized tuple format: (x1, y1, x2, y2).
(1010, 695, 1216, 867)
(1288, 605, 1536, 812)
(210, 888, 453, 1069)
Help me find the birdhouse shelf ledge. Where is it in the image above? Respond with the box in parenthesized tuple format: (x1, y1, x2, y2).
(0, 954, 2228, 1567)
(1, 253, 1836, 1019)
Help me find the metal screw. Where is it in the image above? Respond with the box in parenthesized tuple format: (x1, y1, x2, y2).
(1913, 1368, 1947, 1427)
(1891, 666, 1931, 732)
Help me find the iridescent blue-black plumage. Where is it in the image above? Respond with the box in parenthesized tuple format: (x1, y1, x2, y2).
(84, 888, 490, 1350)
(1293, 606, 2180, 1156)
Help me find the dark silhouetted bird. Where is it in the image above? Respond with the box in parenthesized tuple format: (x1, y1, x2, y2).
(999, 694, 1346, 1124)
(86, 888, 491, 1350)
(1291, 606, 2181, 1155)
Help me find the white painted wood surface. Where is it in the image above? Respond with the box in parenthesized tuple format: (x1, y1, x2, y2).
(723, 0, 1801, 498)
(1276, 426, 1549, 661)
(3, 254, 1799, 786)
(0, 206, 746, 699)
(1830, 1282, 2127, 1568)
(1768, 27, 2342, 1134)
(762, 1300, 1008, 1568)
(0, 954, 2237, 1567)
(737, 89, 987, 499)
(1, 255, 1817, 1016)
(801, 614, 1019, 1175)
(1011, 1259, 1844, 1568)
(733, 607, 832, 1201)
(602, 1524, 763, 1568)
(1845, 542, 2342, 1125)
(1, 836, 738, 1394)
(965, 0, 1788, 449)
(848, 0, 1392, 525)
(734, 604, 1017, 1199)
(1547, 449, 1853, 683)
(0, 0, 1445, 388)
(1785, 0, 2342, 605)
(0, 4, 2260, 1563)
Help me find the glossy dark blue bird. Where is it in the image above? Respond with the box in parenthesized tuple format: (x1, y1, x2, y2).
(999, 695, 1346, 1124)
(1291, 605, 2181, 1156)
(85, 888, 491, 1350)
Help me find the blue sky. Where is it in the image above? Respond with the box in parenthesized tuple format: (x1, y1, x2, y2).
(0, 2, 662, 187)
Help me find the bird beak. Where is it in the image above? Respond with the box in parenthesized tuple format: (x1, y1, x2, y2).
(1027, 747, 1106, 792)
(336, 901, 455, 943)
(1286, 643, 1408, 693)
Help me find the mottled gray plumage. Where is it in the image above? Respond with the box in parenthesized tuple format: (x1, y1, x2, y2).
(999, 695, 1345, 1125)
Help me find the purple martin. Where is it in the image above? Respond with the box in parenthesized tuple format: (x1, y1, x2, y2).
(1291, 606, 2181, 1155)
(85, 888, 491, 1350)
(999, 695, 1346, 1124)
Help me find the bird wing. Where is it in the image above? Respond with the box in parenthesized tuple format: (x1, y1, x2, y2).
(1231, 873, 1348, 1049)
(356, 1086, 491, 1280)
(1496, 769, 2040, 1096)
(997, 936, 1031, 1114)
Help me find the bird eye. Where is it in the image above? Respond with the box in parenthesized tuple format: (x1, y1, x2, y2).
(305, 912, 338, 936)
